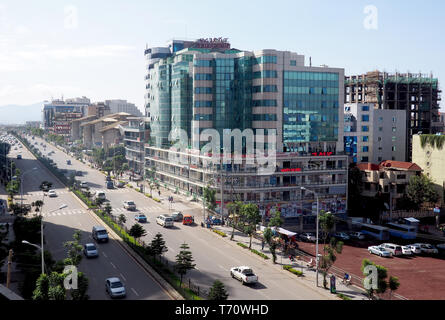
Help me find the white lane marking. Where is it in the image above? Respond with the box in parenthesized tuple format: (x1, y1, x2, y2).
(120, 273, 127, 281)
(62, 212, 67, 215)
(131, 288, 139, 296)
(102, 252, 108, 258)
(110, 262, 117, 269)
(57, 212, 62, 216)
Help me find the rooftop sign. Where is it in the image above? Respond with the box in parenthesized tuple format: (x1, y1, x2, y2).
(193, 37, 230, 49)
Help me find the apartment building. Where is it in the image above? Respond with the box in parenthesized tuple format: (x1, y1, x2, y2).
(143, 38, 348, 221)
(105, 100, 143, 117)
(122, 117, 150, 175)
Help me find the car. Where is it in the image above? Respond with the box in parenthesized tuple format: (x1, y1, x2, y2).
(106, 181, 114, 189)
(170, 211, 183, 222)
(66, 160, 71, 165)
(116, 181, 125, 188)
(230, 266, 258, 285)
(381, 243, 403, 256)
(83, 243, 99, 258)
(332, 232, 350, 241)
(156, 214, 174, 228)
(182, 215, 195, 225)
(134, 214, 147, 223)
(406, 244, 422, 254)
(92, 226, 109, 243)
(80, 181, 88, 188)
(299, 232, 317, 242)
(16, 154, 22, 159)
(105, 277, 126, 298)
(349, 231, 365, 240)
(209, 216, 222, 225)
(400, 246, 413, 255)
(123, 200, 136, 211)
(412, 243, 439, 255)
(368, 245, 392, 257)
(47, 190, 57, 197)
(94, 190, 106, 201)
(75, 171, 83, 176)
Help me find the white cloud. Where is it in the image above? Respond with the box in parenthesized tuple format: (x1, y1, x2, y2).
(0, 83, 82, 105)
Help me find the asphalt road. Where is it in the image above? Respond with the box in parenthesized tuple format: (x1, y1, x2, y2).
(9, 138, 172, 300)
(24, 136, 339, 300)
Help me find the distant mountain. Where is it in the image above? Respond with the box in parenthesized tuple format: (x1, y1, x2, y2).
(0, 102, 43, 124)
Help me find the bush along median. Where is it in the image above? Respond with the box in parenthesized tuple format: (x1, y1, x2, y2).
(236, 242, 269, 260)
(212, 229, 227, 238)
(283, 265, 304, 277)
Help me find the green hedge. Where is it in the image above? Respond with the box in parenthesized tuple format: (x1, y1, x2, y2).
(283, 265, 303, 276)
(250, 249, 269, 260)
(212, 229, 227, 237)
(337, 293, 352, 300)
(237, 242, 248, 249)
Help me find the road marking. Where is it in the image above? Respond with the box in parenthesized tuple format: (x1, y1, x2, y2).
(110, 262, 117, 269)
(102, 252, 108, 258)
(57, 212, 62, 216)
(120, 273, 127, 281)
(131, 288, 139, 296)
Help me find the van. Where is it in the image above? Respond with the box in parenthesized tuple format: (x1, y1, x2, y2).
(156, 215, 174, 228)
(94, 190, 106, 200)
(381, 243, 403, 256)
(106, 181, 114, 189)
(92, 226, 109, 243)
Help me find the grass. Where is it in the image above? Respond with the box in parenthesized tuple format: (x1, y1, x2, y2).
(237, 242, 248, 249)
(212, 229, 227, 237)
(236, 242, 269, 259)
(283, 265, 304, 276)
(337, 293, 352, 300)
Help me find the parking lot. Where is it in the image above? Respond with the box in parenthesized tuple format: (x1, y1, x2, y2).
(297, 238, 445, 299)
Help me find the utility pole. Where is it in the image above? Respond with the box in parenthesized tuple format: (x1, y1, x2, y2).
(6, 249, 13, 288)
(220, 158, 224, 222)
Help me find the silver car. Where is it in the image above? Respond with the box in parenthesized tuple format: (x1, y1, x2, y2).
(105, 277, 126, 298)
(83, 243, 98, 258)
(368, 245, 392, 257)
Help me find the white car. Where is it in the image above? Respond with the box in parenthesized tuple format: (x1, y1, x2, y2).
(406, 244, 422, 254)
(368, 245, 392, 257)
(349, 231, 365, 240)
(83, 243, 99, 258)
(156, 214, 174, 228)
(230, 266, 258, 285)
(47, 190, 57, 197)
(123, 200, 136, 211)
(80, 181, 88, 188)
(401, 246, 413, 255)
(413, 243, 438, 254)
(105, 277, 126, 298)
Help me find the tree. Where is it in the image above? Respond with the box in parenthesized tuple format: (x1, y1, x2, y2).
(263, 227, 278, 264)
(63, 230, 83, 267)
(150, 233, 168, 261)
(318, 211, 343, 288)
(227, 201, 243, 240)
(6, 180, 20, 199)
(208, 280, 229, 300)
(70, 271, 89, 300)
(388, 276, 400, 300)
(118, 214, 127, 226)
(103, 203, 112, 216)
(33, 272, 66, 300)
(33, 200, 44, 212)
(174, 242, 196, 285)
(240, 203, 261, 249)
(129, 223, 147, 239)
(203, 186, 216, 216)
(406, 174, 439, 209)
(32, 273, 49, 300)
(268, 209, 283, 229)
(348, 163, 364, 216)
(103, 159, 114, 176)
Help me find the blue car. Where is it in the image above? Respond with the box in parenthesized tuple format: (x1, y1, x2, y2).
(210, 216, 222, 225)
(134, 214, 147, 223)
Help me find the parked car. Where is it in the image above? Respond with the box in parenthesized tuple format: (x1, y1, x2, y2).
(66, 160, 71, 165)
(123, 200, 136, 211)
(368, 245, 392, 257)
(209, 216, 222, 225)
(116, 181, 125, 188)
(80, 181, 88, 188)
(182, 215, 194, 225)
(156, 214, 174, 228)
(299, 232, 317, 242)
(230, 266, 258, 285)
(349, 231, 365, 240)
(381, 243, 403, 256)
(16, 154, 22, 159)
(75, 171, 83, 176)
(83, 243, 99, 258)
(406, 244, 422, 254)
(332, 232, 350, 241)
(170, 211, 183, 222)
(106, 181, 114, 189)
(412, 243, 439, 255)
(134, 214, 147, 223)
(92, 226, 109, 243)
(105, 277, 126, 299)
(47, 190, 57, 197)
(94, 190, 106, 201)
(401, 246, 413, 255)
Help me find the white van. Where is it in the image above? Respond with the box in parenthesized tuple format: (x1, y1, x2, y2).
(92, 226, 109, 243)
(381, 243, 403, 256)
(94, 190, 106, 200)
(156, 215, 174, 228)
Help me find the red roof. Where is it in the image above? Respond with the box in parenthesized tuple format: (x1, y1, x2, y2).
(357, 163, 380, 171)
(378, 160, 422, 171)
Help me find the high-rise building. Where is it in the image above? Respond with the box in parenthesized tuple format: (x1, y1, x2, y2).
(345, 71, 442, 161)
(143, 38, 348, 225)
(344, 103, 406, 163)
(104, 100, 143, 117)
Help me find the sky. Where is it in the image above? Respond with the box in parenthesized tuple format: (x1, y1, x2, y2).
(0, 0, 444, 115)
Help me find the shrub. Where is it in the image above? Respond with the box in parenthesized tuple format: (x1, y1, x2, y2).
(212, 229, 227, 237)
(337, 293, 352, 300)
(237, 242, 248, 249)
(250, 249, 269, 260)
(152, 197, 161, 203)
(283, 265, 304, 276)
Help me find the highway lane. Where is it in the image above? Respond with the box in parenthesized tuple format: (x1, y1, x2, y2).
(29, 135, 335, 300)
(10, 138, 172, 300)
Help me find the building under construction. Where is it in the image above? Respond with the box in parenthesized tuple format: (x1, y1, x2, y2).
(345, 71, 442, 161)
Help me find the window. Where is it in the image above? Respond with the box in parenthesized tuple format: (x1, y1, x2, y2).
(362, 105, 370, 111)
(392, 136, 396, 141)
(253, 114, 277, 121)
(362, 115, 369, 122)
(362, 136, 369, 142)
(194, 114, 213, 121)
(392, 146, 396, 151)
(379, 127, 383, 132)
(392, 127, 397, 132)
(378, 137, 382, 142)
(361, 156, 369, 162)
(194, 59, 212, 67)
(290, 60, 296, 66)
(378, 157, 382, 161)
(397, 174, 406, 180)
(254, 55, 277, 64)
(379, 117, 383, 122)
(253, 70, 277, 78)
(362, 146, 369, 152)
(195, 73, 212, 81)
(345, 106, 351, 112)
(362, 126, 369, 132)
(263, 85, 278, 92)
(392, 117, 396, 122)
(194, 87, 212, 94)
(194, 101, 212, 108)
(252, 100, 277, 107)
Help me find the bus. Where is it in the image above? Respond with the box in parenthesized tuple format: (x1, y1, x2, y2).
(384, 222, 417, 240)
(359, 223, 390, 241)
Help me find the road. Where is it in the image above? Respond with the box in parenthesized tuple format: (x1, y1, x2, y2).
(9, 138, 172, 300)
(25, 135, 337, 300)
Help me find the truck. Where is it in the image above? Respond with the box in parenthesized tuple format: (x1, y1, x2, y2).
(230, 266, 258, 285)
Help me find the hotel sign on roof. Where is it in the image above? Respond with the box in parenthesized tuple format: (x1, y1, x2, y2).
(193, 37, 230, 49)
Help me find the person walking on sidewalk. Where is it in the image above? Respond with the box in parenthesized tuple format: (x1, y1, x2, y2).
(261, 239, 265, 250)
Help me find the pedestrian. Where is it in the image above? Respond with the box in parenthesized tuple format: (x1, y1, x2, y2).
(158, 190, 161, 197)
(261, 239, 265, 250)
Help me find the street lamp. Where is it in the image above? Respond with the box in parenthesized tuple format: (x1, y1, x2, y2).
(20, 167, 38, 208)
(22, 204, 67, 275)
(301, 186, 320, 287)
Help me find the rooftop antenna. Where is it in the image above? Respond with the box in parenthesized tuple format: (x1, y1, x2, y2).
(309, 57, 312, 67)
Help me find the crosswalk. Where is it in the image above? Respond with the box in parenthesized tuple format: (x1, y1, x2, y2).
(34, 209, 87, 218)
(90, 188, 130, 194)
(112, 205, 165, 214)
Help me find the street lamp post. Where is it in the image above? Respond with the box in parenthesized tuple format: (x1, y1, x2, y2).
(22, 204, 67, 275)
(20, 167, 38, 208)
(301, 186, 320, 287)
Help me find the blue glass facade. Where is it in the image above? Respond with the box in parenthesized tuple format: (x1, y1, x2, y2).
(344, 136, 358, 163)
